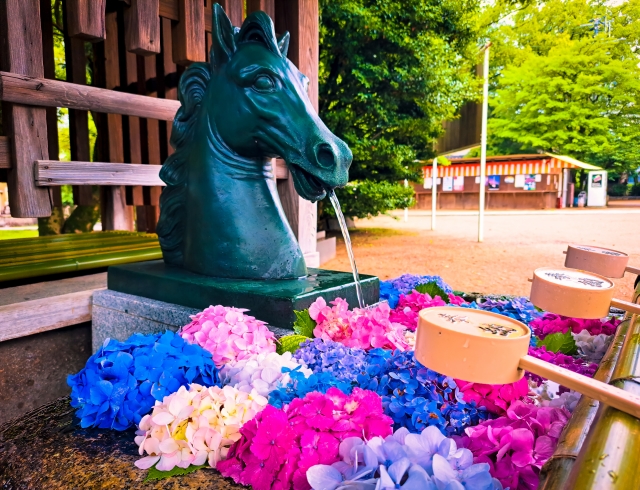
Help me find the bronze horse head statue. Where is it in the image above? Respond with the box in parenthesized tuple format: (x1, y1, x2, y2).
(157, 4, 352, 280)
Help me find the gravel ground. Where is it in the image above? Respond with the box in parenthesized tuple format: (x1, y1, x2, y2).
(322, 210, 640, 299)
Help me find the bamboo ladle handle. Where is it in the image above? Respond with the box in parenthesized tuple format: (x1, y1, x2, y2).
(519, 355, 640, 418)
(626, 265, 640, 275)
(610, 298, 640, 316)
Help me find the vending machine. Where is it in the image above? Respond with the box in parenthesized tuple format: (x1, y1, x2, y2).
(587, 171, 608, 207)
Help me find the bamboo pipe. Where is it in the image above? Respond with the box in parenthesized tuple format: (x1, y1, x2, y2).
(0, 238, 159, 261)
(0, 230, 154, 246)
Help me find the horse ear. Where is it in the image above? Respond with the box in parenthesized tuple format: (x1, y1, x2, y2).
(211, 4, 236, 66)
(277, 32, 290, 58)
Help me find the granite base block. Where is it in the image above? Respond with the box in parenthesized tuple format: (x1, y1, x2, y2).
(91, 289, 293, 353)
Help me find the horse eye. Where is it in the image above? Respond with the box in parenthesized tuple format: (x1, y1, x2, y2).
(253, 75, 275, 92)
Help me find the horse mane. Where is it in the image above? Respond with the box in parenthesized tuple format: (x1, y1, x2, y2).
(157, 8, 285, 266)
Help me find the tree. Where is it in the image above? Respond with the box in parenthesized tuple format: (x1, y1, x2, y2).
(484, 0, 640, 175)
(319, 0, 482, 219)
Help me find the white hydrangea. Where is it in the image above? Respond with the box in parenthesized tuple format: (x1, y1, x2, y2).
(572, 329, 612, 363)
(219, 351, 312, 398)
(541, 391, 581, 412)
(531, 380, 581, 413)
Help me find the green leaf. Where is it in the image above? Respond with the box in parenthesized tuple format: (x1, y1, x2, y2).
(539, 331, 578, 355)
(277, 334, 310, 355)
(145, 464, 208, 482)
(292, 309, 316, 337)
(414, 282, 450, 303)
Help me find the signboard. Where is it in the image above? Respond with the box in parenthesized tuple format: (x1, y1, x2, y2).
(453, 176, 464, 191)
(524, 175, 536, 191)
(587, 171, 608, 207)
(514, 175, 525, 188)
(488, 175, 500, 190)
(442, 176, 453, 191)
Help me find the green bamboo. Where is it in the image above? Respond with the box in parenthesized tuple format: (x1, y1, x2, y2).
(0, 231, 155, 247)
(0, 242, 160, 267)
(538, 317, 630, 489)
(0, 247, 162, 282)
(0, 236, 159, 262)
(566, 308, 640, 489)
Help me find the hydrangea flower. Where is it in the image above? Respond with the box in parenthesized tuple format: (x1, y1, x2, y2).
(310, 298, 410, 351)
(530, 313, 620, 340)
(461, 297, 542, 325)
(526, 347, 597, 386)
(455, 377, 531, 415)
(220, 351, 312, 398)
(389, 291, 466, 331)
(180, 305, 276, 367)
(218, 388, 394, 490)
(572, 330, 613, 363)
(134, 383, 268, 471)
(268, 366, 353, 409)
(294, 338, 367, 383)
(380, 274, 453, 309)
(67, 331, 219, 431)
(457, 401, 569, 490)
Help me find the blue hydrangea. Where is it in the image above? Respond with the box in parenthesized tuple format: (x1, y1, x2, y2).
(268, 367, 353, 408)
(380, 274, 453, 308)
(293, 338, 367, 383)
(67, 331, 220, 431)
(460, 296, 543, 325)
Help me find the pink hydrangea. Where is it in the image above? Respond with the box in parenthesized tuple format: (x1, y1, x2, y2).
(310, 298, 410, 351)
(530, 313, 620, 340)
(454, 377, 531, 415)
(217, 387, 393, 490)
(180, 305, 276, 367)
(456, 401, 570, 490)
(389, 291, 466, 331)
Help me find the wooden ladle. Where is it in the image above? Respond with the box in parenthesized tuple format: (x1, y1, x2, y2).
(415, 306, 640, 418)
(563, 244, 640, 279)
(529, 267, 640, 319)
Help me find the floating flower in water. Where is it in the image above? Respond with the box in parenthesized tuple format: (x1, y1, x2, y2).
(310, 298, 410, 352)
(380, 274, 453, 309)
(293, 338, 367, 383)
(572, 330, 613, 363)
(180, 305, 276, 368)
(268, 366, 353, 409)
(457, 401, 569, 490)
(529, 313, 620, 340)
(455, 377, 531, 415)
(526, 346, 597, 387)
(462, 297, 542, 325)
(67, 331, 219, 431)
(134, 383, 268, 471)
(218, 387, 393, 490)
(389, 291, 466, 331)
(220, 351, 312, 398)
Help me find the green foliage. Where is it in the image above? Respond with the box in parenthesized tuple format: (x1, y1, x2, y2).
(608, 183, 628, 197)
(276, 335, 310, 355)
(630, 183, 640, 197)
(145, 464, 208, 482)
(292, 309, 316, 337)
(319, 0, 482, 217)
(324, 180, 415, 219)
(484, 0, 640, 173)
(538, 331, 578, 355)
(414, 282, 450, 303)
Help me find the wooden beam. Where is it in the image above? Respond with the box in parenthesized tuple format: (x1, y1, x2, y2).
(0, 136, 10, 169)
(172, 0, 206, 65)
(125, 0, 161, 55)
(218, 0, 245, 27)
(66, 0, 107, 41)
(0, 0, 52, 217)
(0, 71, 180, 120)
(159, 0, 213, 32)
(247, 0, 274, 21)
(35, 161, 166, 186)
(161, 17, 177, 156)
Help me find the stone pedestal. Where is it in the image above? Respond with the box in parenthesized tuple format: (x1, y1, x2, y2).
(106, 260, 379, 331)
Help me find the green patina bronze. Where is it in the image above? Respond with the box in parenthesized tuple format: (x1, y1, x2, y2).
(157, 4, 352, 280)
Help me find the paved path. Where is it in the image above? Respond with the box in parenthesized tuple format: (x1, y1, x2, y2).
(322, 209, 640, 299)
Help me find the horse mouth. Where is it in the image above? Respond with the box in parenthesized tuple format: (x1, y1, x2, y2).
(288, 164, 327, 201)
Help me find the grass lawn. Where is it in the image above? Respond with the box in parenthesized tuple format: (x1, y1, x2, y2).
(0, 228, 38, 240)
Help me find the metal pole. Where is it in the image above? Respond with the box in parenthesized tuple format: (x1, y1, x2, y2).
(432, 157, 437, 230)
(478, 43, 490, 243)
(404, 166, 409, 222)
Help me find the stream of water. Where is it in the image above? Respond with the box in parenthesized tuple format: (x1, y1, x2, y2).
(328, 190, 365, 308)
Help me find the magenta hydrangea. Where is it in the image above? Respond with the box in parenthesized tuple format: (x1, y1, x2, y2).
(526, 346, 598, 386)
(309, 298, 410, 351)
(217, 387, 394, 490)
(457, 401, 570, 490)
(180, 305, 276, 368)
(389, 291, 467, 331)
(529, 313, 620, 340)
(455, 377, 531, 415)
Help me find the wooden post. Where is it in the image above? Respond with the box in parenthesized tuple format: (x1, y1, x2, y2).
(172, 0, 205, 66)
(274, 0, 319, 267)
(218, 0, 245, 27)
(161, 17, 177, 156)
(141, 54, 162, 211)
(100, 11, 134, 231)
(0, 0, 52, 217)
(124, 0, 160, 56)
(247, 0, 274, 21)
(67, 0, 107, 41)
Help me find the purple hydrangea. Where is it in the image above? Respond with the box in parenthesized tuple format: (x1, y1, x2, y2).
(380, 274, 453, 308)
(293, 338, 367, 383)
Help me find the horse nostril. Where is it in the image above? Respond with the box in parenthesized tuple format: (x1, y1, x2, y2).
(315, 144, 336, 170)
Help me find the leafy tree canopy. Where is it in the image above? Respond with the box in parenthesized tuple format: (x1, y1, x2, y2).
(484, 0, 640, 174)
(319, 0, 483, 218)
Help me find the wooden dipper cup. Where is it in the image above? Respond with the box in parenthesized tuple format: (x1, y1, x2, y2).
(529, 267, 640, 319)
(415, 306, 640, 418)
(563, 244, 640, 279)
